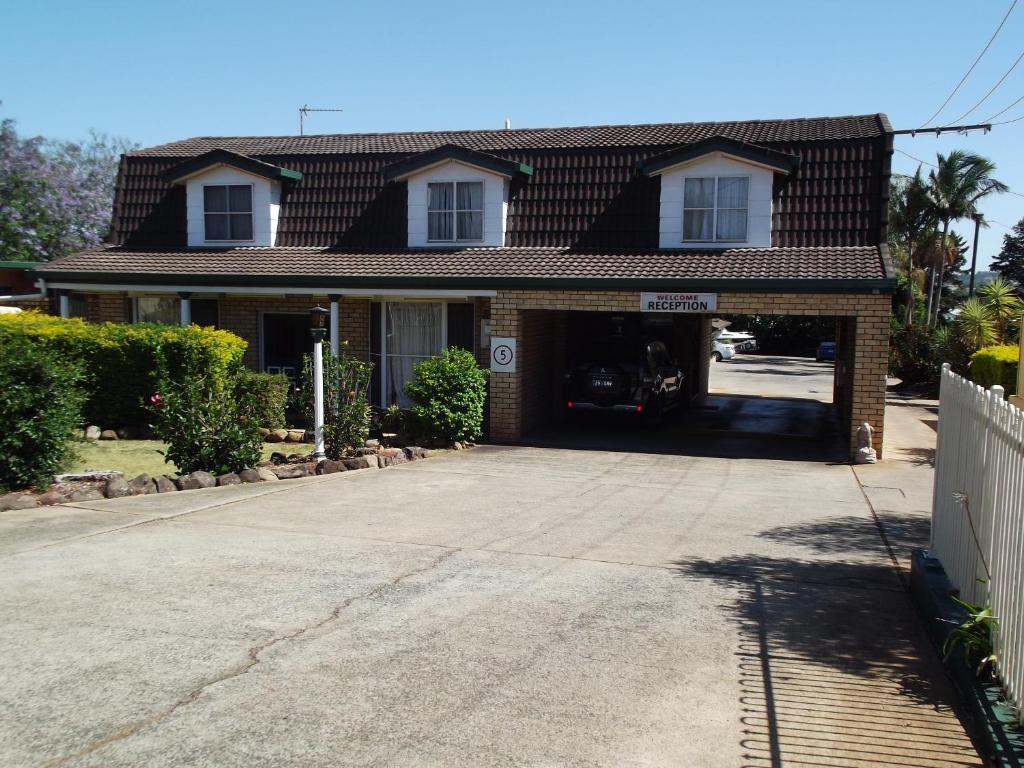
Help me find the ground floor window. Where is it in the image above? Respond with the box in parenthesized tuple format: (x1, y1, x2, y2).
(261, 313, 310, 385)
(369, 301, 474, 408)
(133, 297, 219, 327)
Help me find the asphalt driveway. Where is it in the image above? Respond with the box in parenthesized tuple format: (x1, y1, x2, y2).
(0, 443, 980, 767)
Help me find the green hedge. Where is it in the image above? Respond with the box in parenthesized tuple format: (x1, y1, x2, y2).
(0, 335, 86, 491)
(236, 370, 290, 429)
(970, 345, 1020, 395)
(0, 311, 247, 427)
(406, 347, 488, 443)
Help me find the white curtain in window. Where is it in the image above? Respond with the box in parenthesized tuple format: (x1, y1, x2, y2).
(683, 178, 715, 240)
(428, 182, 454, 241)
(386, 302, 442, 407)
(684, 177, 715, 208)
(456, 182, 483, 240)
(136, 297, 179, 325)
(716, 177, 748, 240)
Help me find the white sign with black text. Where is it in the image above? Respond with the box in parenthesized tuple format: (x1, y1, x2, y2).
(490, 337, 517, 373)
(640, 292, 718, 313)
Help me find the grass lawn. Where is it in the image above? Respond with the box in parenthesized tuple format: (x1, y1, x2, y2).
(69, 440, 289, 478)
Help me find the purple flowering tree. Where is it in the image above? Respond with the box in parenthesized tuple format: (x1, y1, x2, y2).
(0, 117, 136, 262)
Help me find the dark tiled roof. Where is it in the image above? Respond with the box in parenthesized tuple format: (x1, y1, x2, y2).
(36, 245, 892, 289)
(132, 115, 889, 156)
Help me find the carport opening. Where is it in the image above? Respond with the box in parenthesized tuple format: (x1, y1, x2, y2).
(517, 309, 853, 461)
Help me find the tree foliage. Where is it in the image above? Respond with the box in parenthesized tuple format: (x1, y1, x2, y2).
(0, 116, 135, 262)
(991, 217, 1024, 287)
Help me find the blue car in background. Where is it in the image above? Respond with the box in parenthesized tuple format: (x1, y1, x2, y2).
(816, 341, 836, 362)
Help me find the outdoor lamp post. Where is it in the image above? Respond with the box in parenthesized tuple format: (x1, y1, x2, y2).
(309, 305, 329, 461)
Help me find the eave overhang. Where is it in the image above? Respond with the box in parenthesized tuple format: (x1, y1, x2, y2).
(384, 144, 534, 181)
(161, 149, 303, 184)
(640, 137, 801, 176)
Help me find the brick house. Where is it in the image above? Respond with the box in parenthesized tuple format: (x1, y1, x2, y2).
(32, 114, 895, 457)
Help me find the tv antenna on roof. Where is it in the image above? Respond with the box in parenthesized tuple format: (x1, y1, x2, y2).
(298, 105, 344, 135)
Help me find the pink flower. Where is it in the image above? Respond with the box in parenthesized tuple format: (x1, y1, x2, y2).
(148, 393, 164, 410)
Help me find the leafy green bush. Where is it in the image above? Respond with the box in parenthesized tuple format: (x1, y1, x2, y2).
(0, 335, 86, 491)
(0, 311, 246, 427)
(405, 347, 488, 443)
(302, 346, 374, 459)
(148, 370, 263, 475)
(236, 370, 289, 429)
(970, 345, 1019, 394)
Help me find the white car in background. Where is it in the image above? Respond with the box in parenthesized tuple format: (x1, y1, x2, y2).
(712, 339, 736, 362)
(715, 329, 758, 352)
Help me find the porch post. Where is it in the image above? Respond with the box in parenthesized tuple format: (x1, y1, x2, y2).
(179, 292, 191, 326)
(58, 290, 70, 318)
(328, 294, 340, 357)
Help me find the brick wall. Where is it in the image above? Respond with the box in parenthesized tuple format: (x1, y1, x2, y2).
(488, 289, 891, 459)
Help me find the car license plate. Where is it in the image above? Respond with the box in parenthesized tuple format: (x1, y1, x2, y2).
(592, 378, 614, 388)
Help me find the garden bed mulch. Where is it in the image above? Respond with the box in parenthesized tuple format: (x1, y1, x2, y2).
(0, 442, 474, 512)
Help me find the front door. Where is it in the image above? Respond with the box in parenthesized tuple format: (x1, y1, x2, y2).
(262, 313, 311, 385)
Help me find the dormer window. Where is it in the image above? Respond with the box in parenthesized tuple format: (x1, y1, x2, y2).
(204, 185, 253, 241)
(683, 176, 748, 242)
(428, 181, 483, 242)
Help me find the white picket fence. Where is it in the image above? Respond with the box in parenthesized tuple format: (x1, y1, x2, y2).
(931, 363, 1024, 721)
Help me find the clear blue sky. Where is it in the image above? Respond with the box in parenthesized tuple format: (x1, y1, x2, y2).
(3, 0, 1023, 268)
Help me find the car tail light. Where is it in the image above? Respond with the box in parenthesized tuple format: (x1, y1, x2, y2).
(635, 404, 643, 413)
(567, 401, 574, 409)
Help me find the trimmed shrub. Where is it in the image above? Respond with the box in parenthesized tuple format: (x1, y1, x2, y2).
(0, 335, 86, 491)
(302, 347, 374, 459)
(148, 371, 263, 475)
(237, 370, 289, 429)
(0, 311, 246, 427)
(970, 345, 1019, 395)
(405, 347, 488, 443)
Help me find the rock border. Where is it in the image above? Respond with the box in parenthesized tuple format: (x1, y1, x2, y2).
(0, 444, 463, 512)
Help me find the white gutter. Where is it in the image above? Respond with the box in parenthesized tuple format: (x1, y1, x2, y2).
(0, 292, 45, 302)
(43, 282, 496, 298)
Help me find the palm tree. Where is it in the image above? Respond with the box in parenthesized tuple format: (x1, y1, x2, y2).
(889, 169, 937, 324)
(926, 151, 1008, 326)
(955, 298, 997, 349)
(976, 276, 1023, 343)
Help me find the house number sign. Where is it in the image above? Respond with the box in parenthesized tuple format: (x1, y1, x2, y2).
(490, 337, 517, 373)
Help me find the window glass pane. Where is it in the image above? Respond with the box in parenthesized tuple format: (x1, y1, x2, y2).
(204, 186, 227, 213)
(684, 177, 715, 208)
(228, 185, 252, 212)
(428, 182, 453, 211)
(205, 213, 230, 240)
(229, 213, 253, 240)
(717, 177, 748, 208)
(456, 181, 483, 210)
(137, 297, 179, 325)
(716, 209, 747, 240)
(190, 299, 219, 328)
(385, 302, 442, 408)
(457, 211, 483, 240)
(683, 209, 714, 240)
(428, 211, 453, 240)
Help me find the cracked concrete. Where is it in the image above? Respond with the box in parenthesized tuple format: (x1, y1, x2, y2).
(0, 407, 980, 767)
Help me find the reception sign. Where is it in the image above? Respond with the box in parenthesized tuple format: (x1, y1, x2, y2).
(640, 292, 718, 312)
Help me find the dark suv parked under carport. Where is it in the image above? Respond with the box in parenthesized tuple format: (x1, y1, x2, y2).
(565, 338, 685, 421)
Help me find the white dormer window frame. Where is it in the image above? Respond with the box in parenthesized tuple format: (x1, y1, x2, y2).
(202, 183, 255, 243)
(681, 174, 750, 244)
(427, 180, 485, 243)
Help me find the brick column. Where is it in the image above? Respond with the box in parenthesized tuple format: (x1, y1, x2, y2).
(488, 293, 522, 442)
(848, 295, 890, 458)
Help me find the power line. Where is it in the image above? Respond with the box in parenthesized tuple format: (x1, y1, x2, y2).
(984, 92, 1024, 121)
(993, 111, 1024, 124)
(918, 0, 1018, 128)
(947, 47, 1024, 123)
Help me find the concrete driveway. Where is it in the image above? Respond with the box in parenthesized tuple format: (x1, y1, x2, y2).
(0, 441, 980, 766)
(710, 354, 835, 402)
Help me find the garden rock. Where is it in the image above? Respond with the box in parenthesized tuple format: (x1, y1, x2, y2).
(37, 489, 69, 505)
(238, 468, 262, 483)
(452, 441, 464, 450)
(256, 467, 279, 482)
(176, 471, 216, 491)
(99, 429, 119, 441)
(54, 471, 122, 483)
(270, 465, 309, 480)
(116, 427, 139, 440)
(68, 488, 105, 502)
(104, 476, 132, 498)
(258, 427, 270, 438)
(285, 429, 306, 443)
(128, 474, 157, 495)
(84, 425, 101, 441)
(0, 493, 38, 511)
(341, 456, 374, 471)
(216, 472, 242, 486)
(269, 452, 288, 465)
(382, 448, 406, 467)
(154, 475, 177, 493)
(403, 446, 427, 461)
(317, 459, 348, 475)
(265, 429, 288, 443)
(364, 439, 380, 449)
(354, 447, 376, 456)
